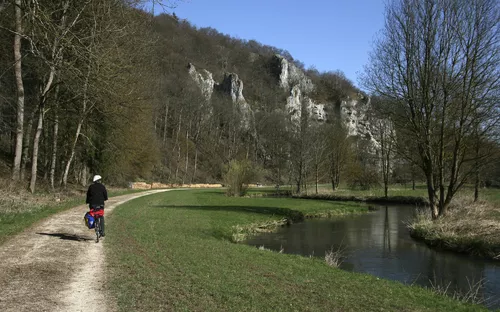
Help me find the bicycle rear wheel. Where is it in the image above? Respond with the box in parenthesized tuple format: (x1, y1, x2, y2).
(95, 218, 100, 243)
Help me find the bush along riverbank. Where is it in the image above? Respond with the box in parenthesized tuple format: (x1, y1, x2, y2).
(407, 196, 500, 260)
(105, 189, 487, 311)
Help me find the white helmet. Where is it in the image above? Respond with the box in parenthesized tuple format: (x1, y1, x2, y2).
(93, 175, 102, 182)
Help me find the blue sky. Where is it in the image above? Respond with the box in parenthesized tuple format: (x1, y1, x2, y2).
(155, 0, 386, 86)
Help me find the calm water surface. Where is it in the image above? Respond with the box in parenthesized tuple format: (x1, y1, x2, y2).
(246, 205, 500, 309)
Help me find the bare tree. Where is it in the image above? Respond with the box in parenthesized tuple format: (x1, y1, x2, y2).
(28, 0, 89, 192)
(327, 123, 351, 191)
(362, 0, 500, 218)
(371, 96, 396, 198)
(11, 0, 24, 181)
(308, 123, 328, 194)
(375, 118, 395, 198)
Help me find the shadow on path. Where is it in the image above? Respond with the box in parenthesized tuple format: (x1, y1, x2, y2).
(36, 232, 94, 242)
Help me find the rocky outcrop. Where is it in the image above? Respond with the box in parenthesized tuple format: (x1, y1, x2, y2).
(271, 54, 379, 152)
(188, 64, 254, 131)
(220, 73, 246, 104)
(188, 57, 379, 154)
(306, 98, 326, 122)
(285, 85, 302, 124)
(219, 73, 254, 130)
(340, 96, 380, 152)
(339, 96, 370, 137)
(188, 63, 216, 100)
(273, 55, 314, 93)
(274, 55, 326, 124)
(285, 86, 326, 124)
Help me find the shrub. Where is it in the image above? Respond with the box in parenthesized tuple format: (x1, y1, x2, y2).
(347, 167, 380, 190)
(223, 159, 260, 197)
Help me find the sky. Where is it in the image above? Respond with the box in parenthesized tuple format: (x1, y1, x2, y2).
(155, 0, 386, 86)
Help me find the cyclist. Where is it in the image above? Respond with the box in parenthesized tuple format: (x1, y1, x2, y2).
(86, 174, 108, 237)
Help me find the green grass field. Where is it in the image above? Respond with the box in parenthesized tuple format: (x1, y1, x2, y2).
(105, 189, 486, 311)
(0, 197, 83, 245)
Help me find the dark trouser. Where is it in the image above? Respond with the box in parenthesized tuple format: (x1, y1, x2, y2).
(98, 216, 105, 236)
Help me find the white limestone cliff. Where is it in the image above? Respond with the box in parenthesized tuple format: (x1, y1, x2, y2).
(188, 63, 216, 100)
(188, 64, 254, 131)
(187, 58, 379, 153)
(273, 54, 379, 151)
(220, 73, 254, 130)
(340, 96, 380, 151)
(273, 55, 314, 93)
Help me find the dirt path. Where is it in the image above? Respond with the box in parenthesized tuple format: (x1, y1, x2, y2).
(0, 189, 173, 312)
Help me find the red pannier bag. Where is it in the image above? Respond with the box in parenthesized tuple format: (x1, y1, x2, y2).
(91, 208, 104, 218)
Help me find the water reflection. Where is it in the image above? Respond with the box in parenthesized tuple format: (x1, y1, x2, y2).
(246, 205, 500, 309)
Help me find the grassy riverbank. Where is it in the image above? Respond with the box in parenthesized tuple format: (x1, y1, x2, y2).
(0, 182, 140, 245)
(269, 184, 500, 261)
(105, 189, 486, 311)
(408, 196, 500, 260)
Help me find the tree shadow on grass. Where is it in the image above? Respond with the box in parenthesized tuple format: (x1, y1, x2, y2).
(150, 205, 304, 220)
(193, 191, 224, 195)
(151, 205, 303, 242)
(37, 232, 94, 242)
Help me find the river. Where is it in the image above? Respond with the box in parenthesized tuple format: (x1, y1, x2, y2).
(245, 204, 500, 309)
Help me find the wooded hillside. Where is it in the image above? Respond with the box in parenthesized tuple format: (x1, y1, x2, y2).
(1, 1, 499, 207)
(0, 2, 362, 190)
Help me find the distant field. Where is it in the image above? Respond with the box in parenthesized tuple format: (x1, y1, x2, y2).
(105, 189, 485, 311)
(249, 183, 500, 206)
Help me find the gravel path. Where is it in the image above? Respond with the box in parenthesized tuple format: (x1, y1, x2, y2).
(0, 189, 172, 312)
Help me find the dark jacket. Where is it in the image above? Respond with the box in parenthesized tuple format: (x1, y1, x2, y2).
(86, 182, 108, 207)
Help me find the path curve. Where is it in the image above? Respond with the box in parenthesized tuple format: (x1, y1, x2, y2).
(0, 189, 173, 312)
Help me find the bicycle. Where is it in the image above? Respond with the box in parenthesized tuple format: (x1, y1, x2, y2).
(94, 216, 102, 243)
(91, 207, 104, 243)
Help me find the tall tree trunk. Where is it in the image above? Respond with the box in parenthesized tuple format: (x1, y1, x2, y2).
(315, 163, 318, 194)
(12, 0, 24, 181)
(62, 121, 83, 187)
(330, 159, 336, 191)
(29, 66, 56, 193)
(277, 166, 281, 194)
(79, 164, 88, 186)
(425, 170, 438, 219)
(384, 148, 390, 198)
(191, 127, 201, 184)
(474, 170, 480, 202)
(50, 87, 59, 189)
(163, 101, 169, 144)
(182, 125, 190, 184)
(29, 105, 45, 193)
(62, 66, 91, 187)
(474, 134, 480, 202)
(192, 147, 198, 183)
(411, 165, 416, 190)
(295, 156, 302, 194)
(42, 121, 50, 181)
(30, 0, 74, 192)
(174, 111, 182, 181)
(21, 109, 35, 181)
